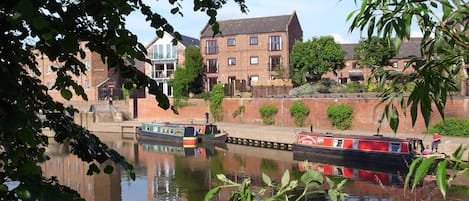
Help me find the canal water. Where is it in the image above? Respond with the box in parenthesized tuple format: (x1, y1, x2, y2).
(43, 134, 469, 201)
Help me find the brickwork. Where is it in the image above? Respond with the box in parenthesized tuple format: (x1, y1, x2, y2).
(135, 96, 469, 134)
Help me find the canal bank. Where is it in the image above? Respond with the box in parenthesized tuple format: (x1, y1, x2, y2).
(83, 120, 469, 160)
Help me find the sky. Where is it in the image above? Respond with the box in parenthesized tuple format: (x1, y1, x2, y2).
(126, 0, 421, 45)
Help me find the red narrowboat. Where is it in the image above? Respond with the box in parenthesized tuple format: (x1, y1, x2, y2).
(293, 131, 422, 168)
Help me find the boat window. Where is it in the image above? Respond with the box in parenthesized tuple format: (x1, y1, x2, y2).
(390, 143, 401, 152)
(333, 139, 343, 148)
(169, 129, 174, 134)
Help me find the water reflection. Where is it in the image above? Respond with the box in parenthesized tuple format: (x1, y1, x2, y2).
(42, 134, 468, 201)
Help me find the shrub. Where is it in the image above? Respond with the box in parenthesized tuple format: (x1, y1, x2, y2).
(289, 83, 318, 96)
(426, 118, 469, 137)
(289, 101, 310, 127)
(209, 84, 224, 121)
(194, 92, 210, 100)
(259, 105, 278, 125)
(232, 105, 246, 118)
(327, 104, 353, 130)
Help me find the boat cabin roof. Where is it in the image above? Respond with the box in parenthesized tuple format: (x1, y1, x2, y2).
(299, 131, 411, 142)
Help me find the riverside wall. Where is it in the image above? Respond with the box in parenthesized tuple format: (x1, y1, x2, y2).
(133, 96, 469, 134)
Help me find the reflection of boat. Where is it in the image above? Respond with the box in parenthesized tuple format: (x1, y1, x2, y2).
(296, 160, 404, 186)
(293, 131, 422, 167)
(137, 122, 198, 145)
(138, 139, 225, 158)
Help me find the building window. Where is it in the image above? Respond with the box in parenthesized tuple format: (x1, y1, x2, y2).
(250, 36, 258, 45)
(227, 38, 236, 46)
(392, 62, 398, 68)
(250, 56, 259, 65)
(152, 44, 176, 59)
(269, 35, 281, 51)
(249, 75, 259, 86)
(352, 62, 358, 69)
(206, 40, 218, 54)
(269, 56, 281, 71)
(46, 65, 52, 73)
(269, 75, 276, 80)
(228, 58, 236, 65)
(84, 60, 90, 70)
(207, 59, 218, 73)
(85, 80, 90, 88)
(47, 82, 53, 89)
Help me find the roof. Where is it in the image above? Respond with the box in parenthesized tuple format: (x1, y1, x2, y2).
(340, 38, 423, 60)
(200, 12, 296, 37)
(145, 33, 200, 49)
(180, 35, 200, 47)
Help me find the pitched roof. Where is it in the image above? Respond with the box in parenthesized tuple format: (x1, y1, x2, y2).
(340, 38, 423, 60)
(145, 33, 199, 49)
(180, 35, 200, 47)
(200, 13, 295, 37)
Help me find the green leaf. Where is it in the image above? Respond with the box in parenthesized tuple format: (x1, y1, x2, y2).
(60, 89, 73, 100)
(435, 160, 447, 198)
(104, 165, 114, 174)
(281, 170, 290, 188)
(412, 157, 437, 190)
(262, 173, 273, 186)
(204, 187, 221, 201)
(405, 157, 422, 192)
(87, 163, 101, 175)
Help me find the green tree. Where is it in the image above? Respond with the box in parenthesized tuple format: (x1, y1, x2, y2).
(0, 0, 247, 200)
(170, 46, 204, 99)
(290, 36, 346, 85)
(348, 0, 469, 198)
(354, 36, 397, 81)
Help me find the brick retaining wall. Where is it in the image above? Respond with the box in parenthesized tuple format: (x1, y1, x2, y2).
(133, 96, 469, 134)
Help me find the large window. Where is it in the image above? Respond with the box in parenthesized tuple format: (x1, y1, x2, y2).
(207, 59, 218, 73)
(250, 36, 258, 45)
(227, 38, 236, 46)
(269, 56, 281, 71)
(269, 35, 282, 51)
(228, 57, 236, 66)
(152, 44, 176, 59)
(206, 40, 218, 54)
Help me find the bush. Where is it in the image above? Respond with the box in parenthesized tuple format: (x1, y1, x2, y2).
(194, 92, 210, 100)
(327, 104, 353, 130)
(289, 101, 310, 127)
(259, 105, 278, 125)
(289, 83, 318, 96)
(426, 118, 469, 137)
(209, 84, 225, 121)
(341, 82, 367, 93)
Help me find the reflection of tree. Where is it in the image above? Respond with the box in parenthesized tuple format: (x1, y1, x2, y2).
(210, 151, 225, 176)
(173, 156, 209, 201)
(260, 159, 278, 174)
(234, 154, 245, 168)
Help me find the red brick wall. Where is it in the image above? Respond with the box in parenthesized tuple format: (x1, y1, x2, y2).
(135, 96, 469, 134)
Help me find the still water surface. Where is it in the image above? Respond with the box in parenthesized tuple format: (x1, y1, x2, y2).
(43, 134, 468, 201)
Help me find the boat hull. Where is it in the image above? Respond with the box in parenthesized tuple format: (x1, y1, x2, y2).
(293, 144, 412, 170)
(137, 128, 198, 146)
(198, 132, 228, 143)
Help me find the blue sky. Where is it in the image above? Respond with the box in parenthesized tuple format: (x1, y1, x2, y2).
(126, 0, 421, 45)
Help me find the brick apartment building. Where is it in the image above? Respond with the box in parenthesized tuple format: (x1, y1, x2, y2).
(322, 38, 423, 84)
(33, 42, 119, 102)
(144, 32, 200, 96)
(200, 11, 303, 92)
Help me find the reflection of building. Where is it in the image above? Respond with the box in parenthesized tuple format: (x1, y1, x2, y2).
(41, 152, 121, 201)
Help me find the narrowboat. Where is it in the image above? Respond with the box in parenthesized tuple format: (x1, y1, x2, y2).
(293, 131, 423, 167)
(192, 124, 229, 143)
(137, 122, 198, 146)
